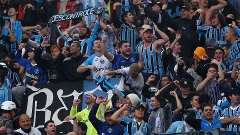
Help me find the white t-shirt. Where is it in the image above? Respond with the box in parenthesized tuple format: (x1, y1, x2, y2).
(83, 54, 111, 79)
(117, 67, 144, 96)
(15, 127, 42, 135)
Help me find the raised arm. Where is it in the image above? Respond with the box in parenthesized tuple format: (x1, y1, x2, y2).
(209, 0, 227, 12)
(22, 24, 41, 32)
(111, 104, 130, 123)
(5, 21, 16, 43)
(183, 0, 192, 10)
(211, 59, 224, 80)
(102, 36, 114, 60)
(153, 22, 169, 51)
(89, 97, 105, 130)
(170, 31, 181, 49)
(100, 19, 108, 32)
(170, 91, 182, 116)
(196, 73, 212, 92)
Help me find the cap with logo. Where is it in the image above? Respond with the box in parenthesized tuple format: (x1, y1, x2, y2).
(132, 103, 145, 111)
(104, 109, 114, 117)
(179, 6, 189, 11)
(180, 78, 192, 88)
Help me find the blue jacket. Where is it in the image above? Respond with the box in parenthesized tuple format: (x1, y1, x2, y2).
(15, 50, 47, 86)
(0, 84, 12, 106)
(89, 103, 124, 135)
(201, 117, 222, 130)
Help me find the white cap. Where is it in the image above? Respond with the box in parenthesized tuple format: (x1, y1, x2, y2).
(1, 101, 16, 110)
(127, 93, 140, 107)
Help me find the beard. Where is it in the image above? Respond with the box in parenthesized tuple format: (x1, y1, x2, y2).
(79, 33, 87, 39)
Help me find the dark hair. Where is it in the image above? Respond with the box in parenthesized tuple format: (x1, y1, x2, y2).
(92, 38, 101, 46)
(44, 120, 54, 128)
(150, 94, 166, 107)
(78, 122, 87, 133)
(121, 11, 131, 23)
(161, 75, 172, 82)
(189, 93, 200, 101)
(80, 27, 91, 38)
(188, 57, 196, 67)
(118, 40, 129, 48)
(111, 94, 119, 108)
(209, 11, 225, 26)
(207, 63, 218, 72)
(222, 44, 230, 50)
(214, 47, 225, 56)
(225, 76, 236, 88)
(200, 104, 212, 111)
(198, 93, 211, 105)
(0, 70, 5, 84)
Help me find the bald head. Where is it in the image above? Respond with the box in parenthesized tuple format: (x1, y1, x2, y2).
(228, 27, 238, 36)
(19, 114, 31, 130)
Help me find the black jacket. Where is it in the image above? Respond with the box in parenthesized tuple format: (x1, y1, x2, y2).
(48, 53, 66, 83)
(160, 82, 193, 120)
(174, 18, 198, 57)
(63, 55, 90, 82)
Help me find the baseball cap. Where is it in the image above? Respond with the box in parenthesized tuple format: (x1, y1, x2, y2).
(180, 78, 192, 88)
(141, 25, 153, 33)
(179, 6, 189, 11)
(229, 88, 240, 95)
(127, 93, 140, 108)
(129, 63, 140, 74)
(132, 103, 145, 111)
(104, 109, 114, 117)
(26, 46, 37, 53)
(51, 45, 62, 52)
(194, 47, 206, 59)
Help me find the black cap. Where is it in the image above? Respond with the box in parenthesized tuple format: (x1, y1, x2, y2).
(132, 103, 145, 112)
(104, 109, 114, 117)
(26, 46, 37, 53)
(180, 78, 191, 88)
(229, 88, 240, 95)
(179, 6, 189, 11)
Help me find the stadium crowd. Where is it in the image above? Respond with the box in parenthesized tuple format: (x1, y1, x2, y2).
(0, 0, 240, 134)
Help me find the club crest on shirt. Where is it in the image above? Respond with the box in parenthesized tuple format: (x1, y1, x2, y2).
(34, 68, 39, 74)
(107, 127, 113, 133)
(100, 59, 105, 64)
(130, 57, 135, 62)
